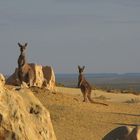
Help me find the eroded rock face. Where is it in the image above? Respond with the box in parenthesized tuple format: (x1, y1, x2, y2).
(6, 64, 56, 91)
(127, 126, 140, 140)
(102, 126, 132, 140)
(0, 76, 57, 140)
(0, 73, 5, 92)
(42, 66, 56, 91)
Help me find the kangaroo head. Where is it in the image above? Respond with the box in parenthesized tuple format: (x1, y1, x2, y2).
(78, 65, 85, 74)
(18, 43, 27, 53)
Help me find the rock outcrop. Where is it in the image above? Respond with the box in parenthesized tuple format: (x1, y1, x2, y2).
(42, 66, 55, 91)
(6, 64, 56, 91)
(0, 74, 5, 88)
(0, 73, 57, 140)
(127, 126, 140, 140)
(102, 126, 140, 140)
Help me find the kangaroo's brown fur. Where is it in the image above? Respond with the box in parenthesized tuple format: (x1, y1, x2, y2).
(78, 66, 108, 106)
(17, 43, 34, 87)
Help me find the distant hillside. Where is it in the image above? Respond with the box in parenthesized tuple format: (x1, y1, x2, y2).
(56, 73, 140, 93)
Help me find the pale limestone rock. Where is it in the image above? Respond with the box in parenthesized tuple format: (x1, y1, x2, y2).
(0, 82, 57, 140)
(30, 64, 45, 87)
(0, 74, 5, 87)
(127, 126, 140, 140)
(21, 81, 29, 88)
(103, 126, 140, 140)
(102, 126, 132, 140)
(6, 68, 19, 85)
(6, 64, 56, 91)
(0, 74, 5, 94)
(42, 66, 56, 91)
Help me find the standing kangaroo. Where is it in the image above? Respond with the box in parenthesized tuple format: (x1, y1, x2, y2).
(17, 43, 34, 87)
(78, 66, 108, 106)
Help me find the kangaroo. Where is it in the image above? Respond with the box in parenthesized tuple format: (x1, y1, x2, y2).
(78, 66, 108, 106)
(17, 43, 34, 87)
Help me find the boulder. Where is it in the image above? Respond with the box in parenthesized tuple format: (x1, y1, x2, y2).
(30, 64, 46, 88)
(6, 64, 56, 91)
(6, 68, 19, 85)
(0, 74, 5, 87)
(127, 126, 140, 140)
(102, 126, 132, 140)
(0, 78, 57, 140)
(103, 126, 140, 140)
(0, 73, 5, 92)
(42, 66, 56, 91)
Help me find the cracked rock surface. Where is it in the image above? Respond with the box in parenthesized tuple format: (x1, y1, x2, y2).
(0, 73, 57, 140)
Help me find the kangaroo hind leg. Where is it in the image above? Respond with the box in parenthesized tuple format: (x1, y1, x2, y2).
(18, 68, 24, 85)
(82, 92, 88, 102)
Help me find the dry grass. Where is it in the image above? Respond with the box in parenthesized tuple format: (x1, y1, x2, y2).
(125, 98, 140, 104)
(94, 95, 110, 100)
(31, 87, 140, 140)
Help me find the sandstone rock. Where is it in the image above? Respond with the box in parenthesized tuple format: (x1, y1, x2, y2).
(21, 81, 29, 88)
(6, 64, 56, 91)
(103, 126, 140, 140)
(0, 80, 57, 140)
(30, 64, 45, 88)
(42, 66, 56, 91)
(6, 68, 19, 86)
(0, 74, 5, 94)
(127, 126, 140, 140)
(102, 126, 132, 140)
(0, 74, 5, 87)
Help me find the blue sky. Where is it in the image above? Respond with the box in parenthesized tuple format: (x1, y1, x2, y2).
(0, 0, 140, 74)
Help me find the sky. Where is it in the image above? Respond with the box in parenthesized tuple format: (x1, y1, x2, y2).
(0, 0, 140, 74)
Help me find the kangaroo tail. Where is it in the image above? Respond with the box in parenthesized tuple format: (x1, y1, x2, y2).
(88, 98, 108, 106)
(91, 101, 108, 106)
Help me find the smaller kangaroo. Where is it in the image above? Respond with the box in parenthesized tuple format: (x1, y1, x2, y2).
(17, 43, 34, 87)
(78, 66, 108, 106)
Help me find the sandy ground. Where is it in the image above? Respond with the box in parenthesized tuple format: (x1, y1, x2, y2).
(56, 87, 140, 103)
(29, 86, 140, 140)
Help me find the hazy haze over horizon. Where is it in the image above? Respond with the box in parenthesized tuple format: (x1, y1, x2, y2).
(0, 0, 140, 74)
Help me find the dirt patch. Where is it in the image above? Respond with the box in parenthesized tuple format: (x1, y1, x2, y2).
(33, 87, 140, 140)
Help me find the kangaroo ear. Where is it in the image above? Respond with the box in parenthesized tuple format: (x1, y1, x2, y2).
(78, 65, 81, 70)
(24, 43, 28, 47)
(18, 43, 22, 47)
(82, 66, 85, 70)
